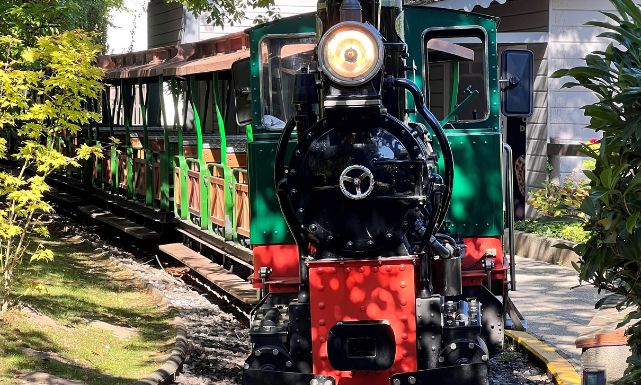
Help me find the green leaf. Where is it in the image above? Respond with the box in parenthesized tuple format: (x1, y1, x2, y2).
(626, 212, 640, 234)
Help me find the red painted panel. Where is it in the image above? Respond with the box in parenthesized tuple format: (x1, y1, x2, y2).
(308, 258, 417, 385)
(252, 244, 299, 293)
(461, 237, 506, 286)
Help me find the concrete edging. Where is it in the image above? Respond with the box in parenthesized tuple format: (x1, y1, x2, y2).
(134, 317, 189, 385)
(506, 330, 581, 385)
(132, 283, 189, 385)
(511, 230, 580, 267)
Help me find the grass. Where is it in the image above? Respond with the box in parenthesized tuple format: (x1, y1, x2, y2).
(515, 218, 590, 244)
(0, 230, 176, 385)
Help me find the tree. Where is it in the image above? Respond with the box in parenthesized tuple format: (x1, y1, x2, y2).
(0, 31, 104, 311)
(0, 0, 124, 48)
(172, 0, 275, 26)
(553, 0, 641, 382)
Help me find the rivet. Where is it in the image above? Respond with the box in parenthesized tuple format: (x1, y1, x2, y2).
(400, 264, 406, 271)
(255, 350, 262, 356)
(320, 336, 326, 342)
(244, 363, 250, 369)
(346, 241, 353, 247)
(346, 267, 351, 272)
(330, 267, 337, 274)
(298, 208, 304, 213)
(393, 379, 401, 385)
(310, 224, 317, 231)
(402, 351, 409, 358)
(409, 376, 416, 385)
(311, 380, 319, 385)
(450, 343, 457, 350)
(401, 315, 408, 323)
(319, 319, 326, 326)
(438, 356, 445, 363)
(319, 285, 324, 292)
(482, 354, 489, 362)
(358, 267, 364, 272)
(386, 232, 393, 239)
(386, 266, 392, 272)
(318, 267, 324, 274)
(286, 361, 293, 367)
(318, 302, 325, 309)
(273, 348, 279, 355)
(431, 346, 436, 351)
(400, 299, 407, 306)
(360, 305, 366, 312)
(373, 267, 379, 272)
(400, 281, 406, 288)
(468, 343, 475, 349)
(324, 381, 333, 385)
(402, 333, 408, 340)
(431, 336, 435, 340)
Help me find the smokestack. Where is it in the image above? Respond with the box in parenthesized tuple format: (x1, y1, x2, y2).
(340, 0, 362, 22)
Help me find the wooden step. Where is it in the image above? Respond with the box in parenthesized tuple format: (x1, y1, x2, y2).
(78, 205, 160, 240)
(47, 189, 85, 205)
(159, 243, 258, 305)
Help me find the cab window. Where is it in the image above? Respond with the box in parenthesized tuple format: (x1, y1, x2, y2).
(260, 35, 316, 129)
(424, 28, 488, 123)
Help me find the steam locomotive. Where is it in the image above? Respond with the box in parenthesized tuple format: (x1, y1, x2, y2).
(242, 1, 533, 385)
(42, 1, 533, 384)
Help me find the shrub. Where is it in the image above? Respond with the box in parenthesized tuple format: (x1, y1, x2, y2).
(553, 0, 641, 382)
(528, 166, 589, 217)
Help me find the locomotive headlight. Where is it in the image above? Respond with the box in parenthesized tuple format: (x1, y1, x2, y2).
(318, 22, 384, 86)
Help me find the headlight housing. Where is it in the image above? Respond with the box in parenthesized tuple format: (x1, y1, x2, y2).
(318, 22, 384, 86)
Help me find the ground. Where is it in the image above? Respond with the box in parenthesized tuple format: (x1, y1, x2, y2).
(0, 219, 176, 385)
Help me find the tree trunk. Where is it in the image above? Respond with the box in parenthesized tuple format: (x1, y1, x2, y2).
(1, 272, 10, 312)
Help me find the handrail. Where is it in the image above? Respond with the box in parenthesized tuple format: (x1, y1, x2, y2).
(503, 143, 516, 291)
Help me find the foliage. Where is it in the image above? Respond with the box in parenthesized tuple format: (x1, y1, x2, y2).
(528, 163, 590, 217)
(515, 220, 590, 244)
(552, 0, 641, 382)
(173, 0, 275, 26)
(0, 31, 103, 311)
(0, 0, 123, 48)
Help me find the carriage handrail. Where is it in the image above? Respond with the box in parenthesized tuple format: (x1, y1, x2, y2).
(503, 143, 516, 291)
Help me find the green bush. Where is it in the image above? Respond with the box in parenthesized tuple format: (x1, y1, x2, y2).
(553, 0, 641, 382)
(528, 167, 589, 217)
(515, 220, 590, 243)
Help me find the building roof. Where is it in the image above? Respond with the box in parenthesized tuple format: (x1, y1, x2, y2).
(426, 0, 508, 11)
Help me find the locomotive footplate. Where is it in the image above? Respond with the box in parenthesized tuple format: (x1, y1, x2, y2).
(390, 363, 488, 385)
(242, 369, 335, 385)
